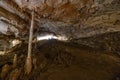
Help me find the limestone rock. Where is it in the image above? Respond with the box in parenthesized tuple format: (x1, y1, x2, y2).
(9, 68, 21, 80)
(0, 64, 11, 79)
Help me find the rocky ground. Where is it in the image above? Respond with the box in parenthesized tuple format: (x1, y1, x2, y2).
(0, 39, 120, 80)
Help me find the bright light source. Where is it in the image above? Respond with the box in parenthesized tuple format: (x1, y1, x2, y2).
(37, 35, 57, 40)
(57, 36, 68, 41)
(37, 34, 68, 41)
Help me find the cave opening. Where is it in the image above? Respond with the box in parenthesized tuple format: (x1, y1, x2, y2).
(37, 34, 68, 41)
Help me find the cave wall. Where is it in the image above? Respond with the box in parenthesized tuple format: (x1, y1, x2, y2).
(0, 0, 120, 40)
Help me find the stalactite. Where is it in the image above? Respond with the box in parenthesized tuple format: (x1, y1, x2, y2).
(25, 10, 34, 74)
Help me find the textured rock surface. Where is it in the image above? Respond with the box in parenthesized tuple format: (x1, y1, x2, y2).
(0, 0, 119, 39)
(0, 40, 120, 80)
(1, 1, 120, 80)
(72, 31, 120, 55)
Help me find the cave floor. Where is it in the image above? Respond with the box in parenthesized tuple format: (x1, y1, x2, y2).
(0, 40, 120, 80)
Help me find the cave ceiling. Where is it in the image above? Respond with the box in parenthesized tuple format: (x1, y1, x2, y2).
(0, 0, 120, 41)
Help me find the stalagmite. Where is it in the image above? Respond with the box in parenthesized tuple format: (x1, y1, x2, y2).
(33, 58, 37, 70)
(13, 54, 17, 68)
(25, 11, 34, 74)
(4, 45, 6, 54)
(0, 64, 10, 79)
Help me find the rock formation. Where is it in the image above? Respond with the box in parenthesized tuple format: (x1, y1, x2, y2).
(0, 0, 120, 80)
